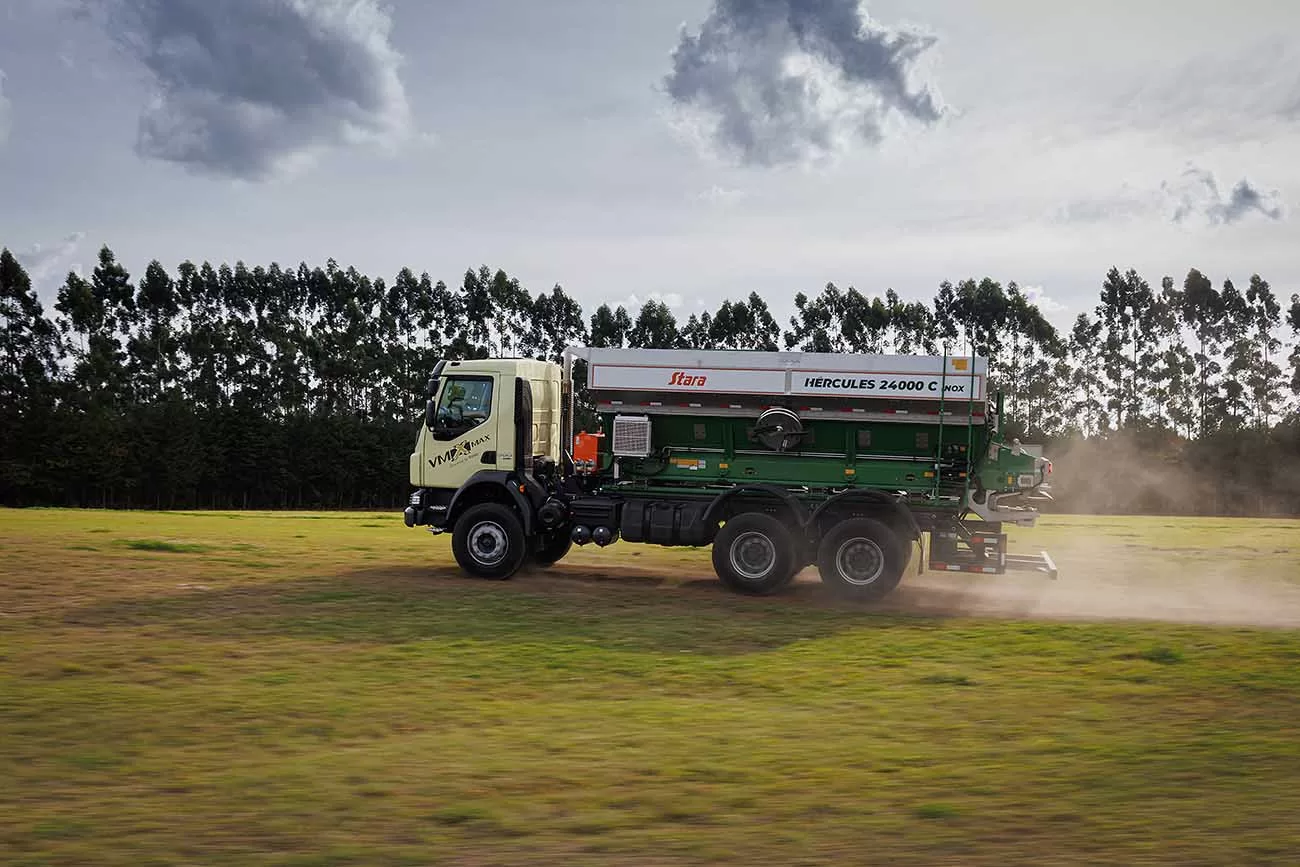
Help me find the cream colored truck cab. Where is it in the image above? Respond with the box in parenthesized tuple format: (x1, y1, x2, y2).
(404, 357, 569, 576)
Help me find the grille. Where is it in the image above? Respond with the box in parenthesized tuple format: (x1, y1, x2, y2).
(611, 415, 652, 457)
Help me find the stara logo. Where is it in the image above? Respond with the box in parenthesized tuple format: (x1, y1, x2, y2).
(668, 371, 708, 386)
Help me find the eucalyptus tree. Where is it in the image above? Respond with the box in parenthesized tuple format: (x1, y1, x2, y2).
(629, 299, 682, 349)
(529, 283, 588, 362)
(180, 261, 230, 411)
(709, 292, 781, 350)
(458, 266, 495, 356)
(839, 287, 890, 354)
(1094, 267, 1161, 429)
(262, 261, 311, 416)
(1, 249, 61, 407)
(589, 303, 632, 349)
(1180, 268, 1225, 437)
(784, 283, 847, 353)
(1140, 276, 1194, 436)
(0, 250, 63, 502)
(931, 280, 961, 354)
(54, 246, 135, 405)
(948, 278, 1010, 373)
(884, 288, 935, 354)
(1068, 313, 1106, 435)
(1003, 283, 1063, 433)
(388, 267, 422, 401)
(127, 260, 181, 402)
(50, 246, 139, 504)
(1242, 275, 1283, 428)
(680, 311, 714, 349)
(362, 271, 397, 420)
(1286, 292, 1300, 397)
(1217, 277, 1255, 429)
(486, 267, 534, 358)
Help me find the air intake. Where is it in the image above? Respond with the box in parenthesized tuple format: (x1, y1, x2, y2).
(611, 415, 652, 457)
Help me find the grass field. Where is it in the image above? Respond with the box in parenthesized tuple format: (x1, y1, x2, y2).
(2, 508, 1299, 865)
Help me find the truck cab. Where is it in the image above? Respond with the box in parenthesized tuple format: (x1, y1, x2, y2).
(408, 357, 561, 490)
(404, 357, 571, 577)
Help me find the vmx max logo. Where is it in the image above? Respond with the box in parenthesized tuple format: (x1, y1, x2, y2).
(668, 371, 708, 387)
(429, 433, 492, 468)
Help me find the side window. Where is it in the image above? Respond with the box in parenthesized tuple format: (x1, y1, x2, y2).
(432, 376, 494, 441)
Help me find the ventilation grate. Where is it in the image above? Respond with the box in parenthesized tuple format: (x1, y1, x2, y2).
(612, 415, 652, 457)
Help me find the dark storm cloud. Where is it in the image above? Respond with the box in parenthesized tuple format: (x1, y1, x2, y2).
(1168, 167, 1285, 225)
(88, 0, 412, 180)
(1057, 165, 1286, 227)
(1215, 179, 1287, 223)
(663, 0, 945, 166)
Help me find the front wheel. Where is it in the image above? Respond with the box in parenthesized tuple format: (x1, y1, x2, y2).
(816, 517, 906, 601)
(451, 503, 528, 579)
(711, 512, 797, 596)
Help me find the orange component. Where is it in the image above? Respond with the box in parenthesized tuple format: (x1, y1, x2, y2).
(573, 431, 603, 472)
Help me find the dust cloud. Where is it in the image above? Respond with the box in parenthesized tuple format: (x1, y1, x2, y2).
(867, 535, 1300, 628)
(1043, 431, 1300, 518)
(868, 430, 1300, 628)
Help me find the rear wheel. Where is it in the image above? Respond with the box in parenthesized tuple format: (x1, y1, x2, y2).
(816, 517, 906, 601)
(712, 512, 797, 596)
(452, 503, 528, 579)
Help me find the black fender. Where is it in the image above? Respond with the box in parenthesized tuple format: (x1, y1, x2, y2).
(700, 484, 812, 530)
(808, 489, 922, 543)
(445, 471, 536, 535)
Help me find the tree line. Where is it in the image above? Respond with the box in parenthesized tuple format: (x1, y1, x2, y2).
(2, 245, 1298, 514)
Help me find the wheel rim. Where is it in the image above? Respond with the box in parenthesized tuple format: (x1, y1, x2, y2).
(835, 537, 884, 586)
(468, 520, 508, 566)
(730, 531, 776, 581)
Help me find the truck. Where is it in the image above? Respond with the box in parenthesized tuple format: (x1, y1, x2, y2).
(403, 346, 1057, 600)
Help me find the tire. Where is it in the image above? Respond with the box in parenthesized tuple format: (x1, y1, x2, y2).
(451, 503, 528, 580)
(531, 531, 573, 567)
(711, 512, 797, 596)
(815, 517, 906, 601)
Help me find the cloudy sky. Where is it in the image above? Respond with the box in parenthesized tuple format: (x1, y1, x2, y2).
(1, 0, 1297, 333)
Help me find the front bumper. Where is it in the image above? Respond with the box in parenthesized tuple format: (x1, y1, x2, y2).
(403, 488, 451, 530)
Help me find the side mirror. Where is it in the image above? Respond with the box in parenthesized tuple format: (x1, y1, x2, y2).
(425, 398, 438, 429)
(423, 360, 446, 399)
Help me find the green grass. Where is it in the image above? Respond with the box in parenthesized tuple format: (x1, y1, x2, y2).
(1, 508, 1298, 865)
